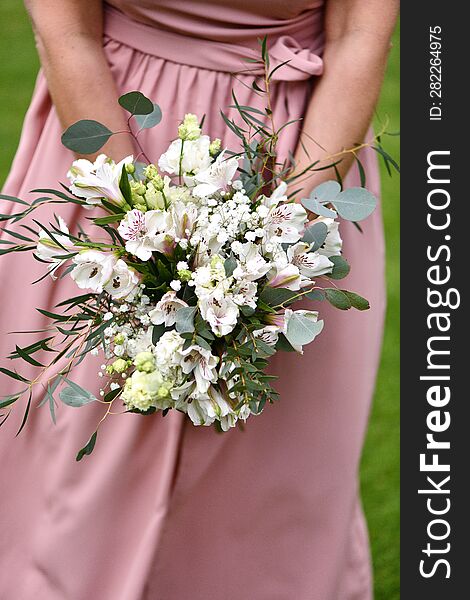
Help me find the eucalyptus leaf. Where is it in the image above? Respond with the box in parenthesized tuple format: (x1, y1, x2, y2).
(259, 287, 298, 307)
(175, 306, 197, 334)
(344, 291, 370, 311)
(59, 379, 97, 407)
(118, 91, 154, 115)
(224, 254, 237, 277)
(311, 180, 341, 203)
(76, 431, 98, 462)
(327, 256, 350, 280)
(61, 120, 113, 154)
(331, 187, 377, 222)
(285, 313, 324, 347)
(302, 222, 328, 250)
(324, 288, 352, 310)
(135, 103, 162, 129)
(301, 197, 337, 218)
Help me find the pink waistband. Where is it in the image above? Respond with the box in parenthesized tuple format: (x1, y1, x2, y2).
(103, 5, 324, 82)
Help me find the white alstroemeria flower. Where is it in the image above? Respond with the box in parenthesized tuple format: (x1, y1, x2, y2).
(118, 209, 175, 260)
(263, 181, 288, 209)
(186, 385, 232, 427)
(178, 344, 219, 393)
(35, 216, 73, 278)
(287, 242, 334, 277)
(192, 151, 239, 198)
(68, 155, 133, 207)
(158, 135, 212, 176)
(308, 216, 343, 257)
(232, 279, 258, 309)
(267, 263, 302, 291)
(71, 250, 116, 292)
(232, 242, 271, 282)
(264, 201, 308, 244)
(149, 291, 188, 327)
(104, 259, 141, 300)
(199, 291, 239, 336)
(253, 325, 281, 347)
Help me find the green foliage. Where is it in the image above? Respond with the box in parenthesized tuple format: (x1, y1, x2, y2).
(61, 120, 113, 154)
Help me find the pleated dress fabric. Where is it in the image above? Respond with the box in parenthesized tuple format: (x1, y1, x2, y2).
(0, 1, 385, 598)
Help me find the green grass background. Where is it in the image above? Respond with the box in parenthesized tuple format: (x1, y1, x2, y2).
(0, 3, 400, 597)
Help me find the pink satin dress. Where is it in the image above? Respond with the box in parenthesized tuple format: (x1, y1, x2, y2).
(0, 1, 385, 598)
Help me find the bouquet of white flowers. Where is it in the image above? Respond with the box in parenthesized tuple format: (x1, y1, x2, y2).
(0, 48, 392, 459)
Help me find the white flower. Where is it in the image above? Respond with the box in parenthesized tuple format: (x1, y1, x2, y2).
(253, 325, 280, 346)
(118, 209, 175, 260)
(71, 250, 116, 292)
(186, 385, 232, 427)
(178, 344, 219, 393)
(177, 261, 189, 271)
(192, 151, 239, 198)
(121, 369, 172, 411)
(232, 279, 258, 309)
(170, 280, 182, 291)
(287, 242, 334, 278)
(149, 291, 188, 327)
(309, 216, 343, 257)
(267, 263, 302, 291)
(262, 181, 288, 209)
(264, 201, 308, 244)
(104, 259, 141, 299)
(232, 242, 271, 282)
(68, 154, 133, 207)
(199, 291, 239, 336)
(34, 216, 73, 278)
(158, 135, 212, 176)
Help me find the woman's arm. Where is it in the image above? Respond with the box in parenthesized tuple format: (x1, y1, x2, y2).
(293, 0, 399, 193)
(25, 0, 134, 160)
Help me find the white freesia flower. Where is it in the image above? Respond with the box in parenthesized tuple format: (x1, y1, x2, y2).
(118, 209, 175, 260)
(35, 216, 73, 278)
(264, 201, 308, 244)
(149, 291, 188, 327)
(232, 242, 271, 282)
(178, 344, 219, 393)
(68, 154, 133, 207)
(309, 216, 343, 257)
(192, 151, 239, 198)
(287, 242, 334, 277)
(71, 250, 116, 292)
(199, 291, 239, 336)
(104, 259, 141, 300)
(158, 135, 212, 176)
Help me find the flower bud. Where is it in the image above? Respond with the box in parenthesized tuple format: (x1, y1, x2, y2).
(125, 163, 135, 175)
(110, 358, 129, 374)
(134, 351, 156, 373)
(209, 138, 221, 157)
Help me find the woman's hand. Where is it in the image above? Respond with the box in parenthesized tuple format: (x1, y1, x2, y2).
(292, 0, 399, 196)
(25, 0, 134, 161)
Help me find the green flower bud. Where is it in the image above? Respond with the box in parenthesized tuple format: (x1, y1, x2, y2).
(178, 113, 201, 141)
(145, 184, 165, 210)
(157, 385, 170, 398)
(209, 138, 222, 157)
(177, 269, 192, 282)
(114, 333, 125, 345)
(111, 358, 129, 374)
(125, 163, 135, 175)
(143, 164, 159, 180)
(134, 203, 147, 212)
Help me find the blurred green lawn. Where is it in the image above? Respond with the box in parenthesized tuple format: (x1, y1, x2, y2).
(0, 3, 399, 598)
